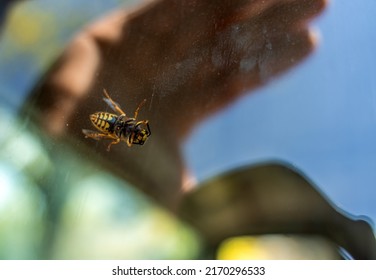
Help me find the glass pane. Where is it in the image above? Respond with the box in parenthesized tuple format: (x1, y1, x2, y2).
(0, 0, 375, 259)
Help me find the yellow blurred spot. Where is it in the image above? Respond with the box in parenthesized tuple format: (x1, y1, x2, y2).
(6, 4, 54, 47)
(217, 236, 268, 260)
(217, 235, 341, 260)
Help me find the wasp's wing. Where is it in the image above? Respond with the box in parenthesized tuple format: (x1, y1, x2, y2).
(82, 129, 100, 140)
(82, 129, 116, 140)
(103, 89, 126, 116)
(103, 96, 121, 113)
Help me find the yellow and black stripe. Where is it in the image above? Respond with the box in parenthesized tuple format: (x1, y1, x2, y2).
(90, 112, 117, 133)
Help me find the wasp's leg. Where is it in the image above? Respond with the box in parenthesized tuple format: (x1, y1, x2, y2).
(82, 129, 120, 151)
(146, 122, 151, 136)
(103, 89, 127, 116)
(107, 138, 121, 151)
(133, 99, 147, 119)
(136, 120, 151, 136)
(126, 134, 134, 147)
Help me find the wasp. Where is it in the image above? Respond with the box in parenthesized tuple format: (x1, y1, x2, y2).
(82, 89, 151, 151)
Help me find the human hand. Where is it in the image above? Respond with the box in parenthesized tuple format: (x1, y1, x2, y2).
(29, 0, 327, 210)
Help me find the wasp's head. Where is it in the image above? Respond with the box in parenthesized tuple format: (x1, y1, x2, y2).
(132, 122, 151, 145)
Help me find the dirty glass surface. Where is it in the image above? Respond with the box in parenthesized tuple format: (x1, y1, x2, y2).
(0, 0, 375, 259)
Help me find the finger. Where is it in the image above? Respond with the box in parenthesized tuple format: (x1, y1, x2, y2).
(257, 0, 328, 34)
(216, 28, 316, 93)
(257, 28, 317, 81)
(32, 33, 100, 136)
(179, 28, 317, 125)
(121, 0, 301, 61)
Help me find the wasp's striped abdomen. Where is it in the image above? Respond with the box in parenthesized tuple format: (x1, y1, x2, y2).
(90, 112, 117, 133)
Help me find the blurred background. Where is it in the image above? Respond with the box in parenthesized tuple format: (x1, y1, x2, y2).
(0, 0, 375, 259)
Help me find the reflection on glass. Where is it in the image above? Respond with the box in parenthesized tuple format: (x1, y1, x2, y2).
(0, 0, 375, 260)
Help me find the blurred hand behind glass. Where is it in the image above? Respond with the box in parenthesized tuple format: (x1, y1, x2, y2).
(29, 0, 327, 210)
